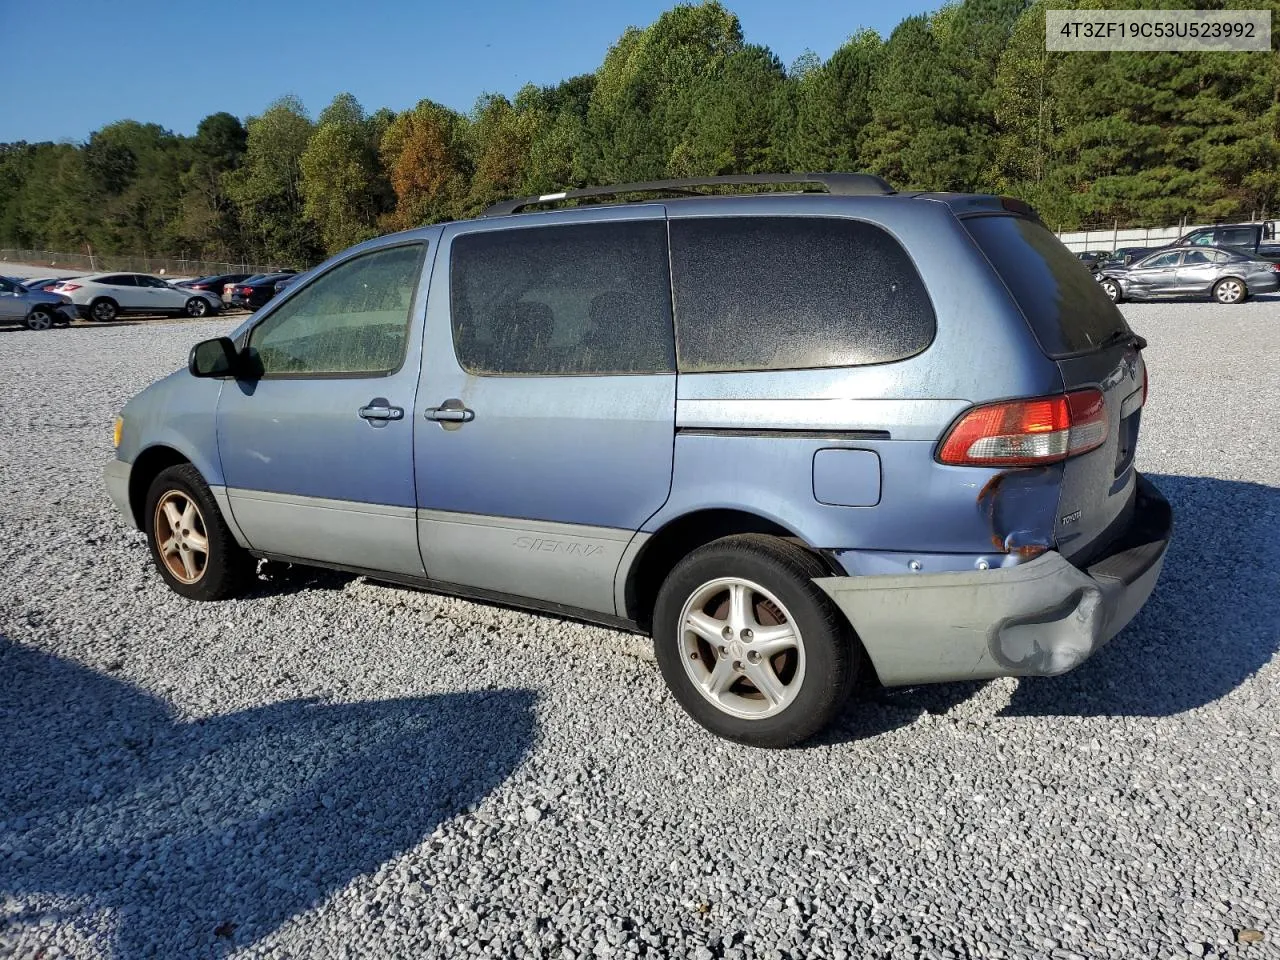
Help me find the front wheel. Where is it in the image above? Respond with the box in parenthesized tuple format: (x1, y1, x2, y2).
(144, 464, 256, 600)
(185, 296, 210, 317)
(1100, 279, 1122, 303)
(653, 534, 859, 747)
(1213, 277, 1247, 304)
(25, 309, 54, 331)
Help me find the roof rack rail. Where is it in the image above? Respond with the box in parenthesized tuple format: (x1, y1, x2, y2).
(482, 172, 895, 217)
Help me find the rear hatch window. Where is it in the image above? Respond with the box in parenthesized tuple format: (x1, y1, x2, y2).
(962, 215, 1129, 358)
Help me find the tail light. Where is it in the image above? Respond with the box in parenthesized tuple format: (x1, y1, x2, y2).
(937, 389, 1108, 466)
(59, 283, 82, 292)
(240, 286, 253, 294)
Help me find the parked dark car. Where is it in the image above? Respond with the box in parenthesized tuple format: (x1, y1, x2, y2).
(180, 273, 254, 295)
(1075, 251, 1110, 269)
(14, 276, 81, 293)
(273, 274, 300, 296)
(1095, 245, 1280, 304)
(1172, 221, 1280, 264)
(1096, 247, 1155, 270)
(229, 272, 296, 311)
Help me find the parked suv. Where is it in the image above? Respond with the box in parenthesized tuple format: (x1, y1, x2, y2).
(1173, 221, 1280, 263)
(103, 174, 1173, 747)
(55, 273, 222, 321)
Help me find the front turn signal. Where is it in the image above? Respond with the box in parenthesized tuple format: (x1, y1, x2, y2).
(113, 417, 123, 449)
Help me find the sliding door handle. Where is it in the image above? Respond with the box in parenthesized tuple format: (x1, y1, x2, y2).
(425, 399, 475, 424)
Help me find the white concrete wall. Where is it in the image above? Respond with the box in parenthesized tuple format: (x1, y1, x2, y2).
(1056, 224, 1207, 252)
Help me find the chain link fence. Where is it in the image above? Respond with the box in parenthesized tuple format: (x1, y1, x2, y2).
(0, 249, 289, 277)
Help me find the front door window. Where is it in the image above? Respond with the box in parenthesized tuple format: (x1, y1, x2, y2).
(247, 245, 425, 377)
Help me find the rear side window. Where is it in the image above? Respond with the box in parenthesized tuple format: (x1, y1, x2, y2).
(101, 274, 135, 286)
(962, 216, 1128, 358)
(669, 217, 934, 372)
(1217, 227, 1256, 248)
(1184, 250, 1229, 265)
(449, 220, 674, 376)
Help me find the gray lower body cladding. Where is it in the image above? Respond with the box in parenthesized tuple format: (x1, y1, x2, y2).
(814, 474, 1172, 685)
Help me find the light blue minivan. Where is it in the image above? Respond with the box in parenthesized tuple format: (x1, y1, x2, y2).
(104, 174, 1173, 746)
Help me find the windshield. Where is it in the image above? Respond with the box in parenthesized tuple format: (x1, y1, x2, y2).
(962, 215, 1130, 358)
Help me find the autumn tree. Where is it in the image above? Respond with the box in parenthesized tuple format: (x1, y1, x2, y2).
(379, 99, 470, 229)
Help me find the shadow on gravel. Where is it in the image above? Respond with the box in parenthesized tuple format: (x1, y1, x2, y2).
(1003, 473, 1279, 718)
(251, 561, 356, 596)
(0, 636, 535, 957)
(815, 680, 991, 746)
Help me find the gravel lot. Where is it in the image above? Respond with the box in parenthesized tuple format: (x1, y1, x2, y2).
(1, 300, 1278, 960)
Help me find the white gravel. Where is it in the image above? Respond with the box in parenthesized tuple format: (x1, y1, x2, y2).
(1, 301, 1278, 960)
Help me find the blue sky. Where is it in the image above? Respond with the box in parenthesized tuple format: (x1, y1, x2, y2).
(0, 0, 934, 144)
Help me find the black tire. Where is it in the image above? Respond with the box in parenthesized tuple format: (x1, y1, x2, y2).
(653, 534, 859, 747)
(185, 296, 210, 318)
(144, 464, 255, 601)
(1213, 277, 1248, 304)
(89, 297, 118, 322)
(1100, 279, 1122, 303)
(25, 308, 54, 331)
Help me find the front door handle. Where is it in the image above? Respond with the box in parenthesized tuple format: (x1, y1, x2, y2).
(424, 399, 475, 424)
(358, 398, 404, 425)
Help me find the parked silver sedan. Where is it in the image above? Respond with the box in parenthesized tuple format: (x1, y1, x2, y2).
(1095, 245, 1280, 304)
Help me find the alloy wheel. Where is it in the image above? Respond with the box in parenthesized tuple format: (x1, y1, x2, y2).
(1215, 279, 1243, 303)
(153, 490, 210, 584)
(677, 577, 806, 720)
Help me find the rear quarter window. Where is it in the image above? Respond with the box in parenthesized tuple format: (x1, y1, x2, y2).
(670, 217, 935, 372)
(962, 216, 1128, 358)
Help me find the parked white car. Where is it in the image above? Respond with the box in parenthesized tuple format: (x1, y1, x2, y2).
(54, 273, 222, 322)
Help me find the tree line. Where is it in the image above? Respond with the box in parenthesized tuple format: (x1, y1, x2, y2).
(1, 0, 1276, 268)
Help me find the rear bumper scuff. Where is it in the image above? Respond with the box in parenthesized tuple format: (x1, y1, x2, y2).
(814, 473, 1172, 685)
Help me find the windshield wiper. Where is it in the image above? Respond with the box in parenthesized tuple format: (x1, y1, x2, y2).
(1096, 329, 1147, 351)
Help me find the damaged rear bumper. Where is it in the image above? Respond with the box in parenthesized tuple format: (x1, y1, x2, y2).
(814, 474, 1173, 686)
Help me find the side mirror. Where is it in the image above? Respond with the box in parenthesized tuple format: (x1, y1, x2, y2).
(189, 337, 241, 378)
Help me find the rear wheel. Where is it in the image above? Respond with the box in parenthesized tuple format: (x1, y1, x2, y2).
(90, 297, 118, 322)
(653, 534, 858, 747)
(25, 309, 54, 331)
(144, 464, 255, 601)
(185, 296, 210, 317)
(1100, 279, 1122, 303)
(1213, 277, 1247, 304)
